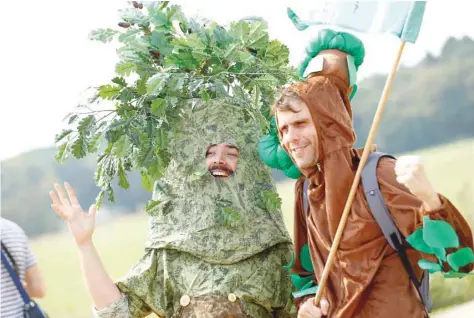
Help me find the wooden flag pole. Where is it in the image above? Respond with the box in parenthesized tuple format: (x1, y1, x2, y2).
(313, 40, 407, 305)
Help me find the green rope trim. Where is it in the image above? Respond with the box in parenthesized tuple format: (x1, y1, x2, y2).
(283, 244, 319, 298)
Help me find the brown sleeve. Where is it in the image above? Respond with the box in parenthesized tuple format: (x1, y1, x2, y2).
(376, 157, 474, 272)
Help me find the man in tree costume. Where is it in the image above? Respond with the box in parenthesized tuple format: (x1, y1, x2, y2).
(49, 2, 297, 317)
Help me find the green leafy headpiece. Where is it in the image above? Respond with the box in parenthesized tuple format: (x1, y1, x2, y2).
(54, 1, 296, 206)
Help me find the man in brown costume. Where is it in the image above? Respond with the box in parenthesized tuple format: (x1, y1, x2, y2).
(271, 35, 474, 317)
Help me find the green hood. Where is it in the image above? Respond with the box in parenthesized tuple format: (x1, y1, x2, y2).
(146, 99, 292, 264)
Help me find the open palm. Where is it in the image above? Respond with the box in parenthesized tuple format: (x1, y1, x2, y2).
(49, 182, 97, 247)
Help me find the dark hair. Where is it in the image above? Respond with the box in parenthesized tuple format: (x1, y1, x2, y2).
(271, 88, 302, 114)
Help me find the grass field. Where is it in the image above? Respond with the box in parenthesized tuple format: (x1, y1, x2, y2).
(31, 138, 474, 317)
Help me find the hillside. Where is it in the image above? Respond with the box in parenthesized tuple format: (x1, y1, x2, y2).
(1, 149, 151, 236)
(1, 35, 474, 237)
(352, 35, 474, 153)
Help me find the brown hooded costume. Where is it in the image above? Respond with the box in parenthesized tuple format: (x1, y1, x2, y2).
(277, 74, 474, 317)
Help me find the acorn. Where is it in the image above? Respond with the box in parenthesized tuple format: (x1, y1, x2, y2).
(132, 1, 143, 9)
(118, 22, 131, 28)
(150, 50, 160, 58)
(246, 47, 258, 55)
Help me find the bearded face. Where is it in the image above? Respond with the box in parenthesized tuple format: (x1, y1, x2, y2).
(205, 144, 239, 178)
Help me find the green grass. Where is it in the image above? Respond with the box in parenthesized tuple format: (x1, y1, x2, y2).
(32, 138, 474, 317)
(32, 214, 148, 318)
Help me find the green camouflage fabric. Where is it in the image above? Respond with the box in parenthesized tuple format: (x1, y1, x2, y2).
(93, 100, 295, 318)
(94, 244, 293, 318)
(146, 100, 292, 261)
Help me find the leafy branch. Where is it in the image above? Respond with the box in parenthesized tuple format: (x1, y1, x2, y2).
(55, 1, 296, 207)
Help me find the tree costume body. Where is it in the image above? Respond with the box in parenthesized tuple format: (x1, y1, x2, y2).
(94, 102, 294, 317)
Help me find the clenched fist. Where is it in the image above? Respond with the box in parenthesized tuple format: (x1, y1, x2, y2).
(394, 155, 442, 211)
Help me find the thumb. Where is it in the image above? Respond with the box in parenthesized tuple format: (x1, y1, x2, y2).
(320, 298, 329, 315)
(88, 204, 97, 219)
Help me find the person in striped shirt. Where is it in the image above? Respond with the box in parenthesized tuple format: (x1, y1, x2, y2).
(1, 218, 46, 318)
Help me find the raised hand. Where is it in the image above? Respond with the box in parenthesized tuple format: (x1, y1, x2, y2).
(49, 183, 123, 309)
(49, 182, 97, 247)
(394, 155, 442, 211)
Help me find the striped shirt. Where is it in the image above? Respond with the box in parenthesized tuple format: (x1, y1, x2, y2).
(1, 218, 36, 318)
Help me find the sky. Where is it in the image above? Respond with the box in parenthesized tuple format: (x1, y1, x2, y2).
(1, 0, 473, 161)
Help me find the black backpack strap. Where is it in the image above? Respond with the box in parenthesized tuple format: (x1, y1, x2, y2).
(361, 152, 432, 315)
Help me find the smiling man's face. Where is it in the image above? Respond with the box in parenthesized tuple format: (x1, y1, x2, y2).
(276, 98, 319, 170)
(205, 144, 239, 178)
